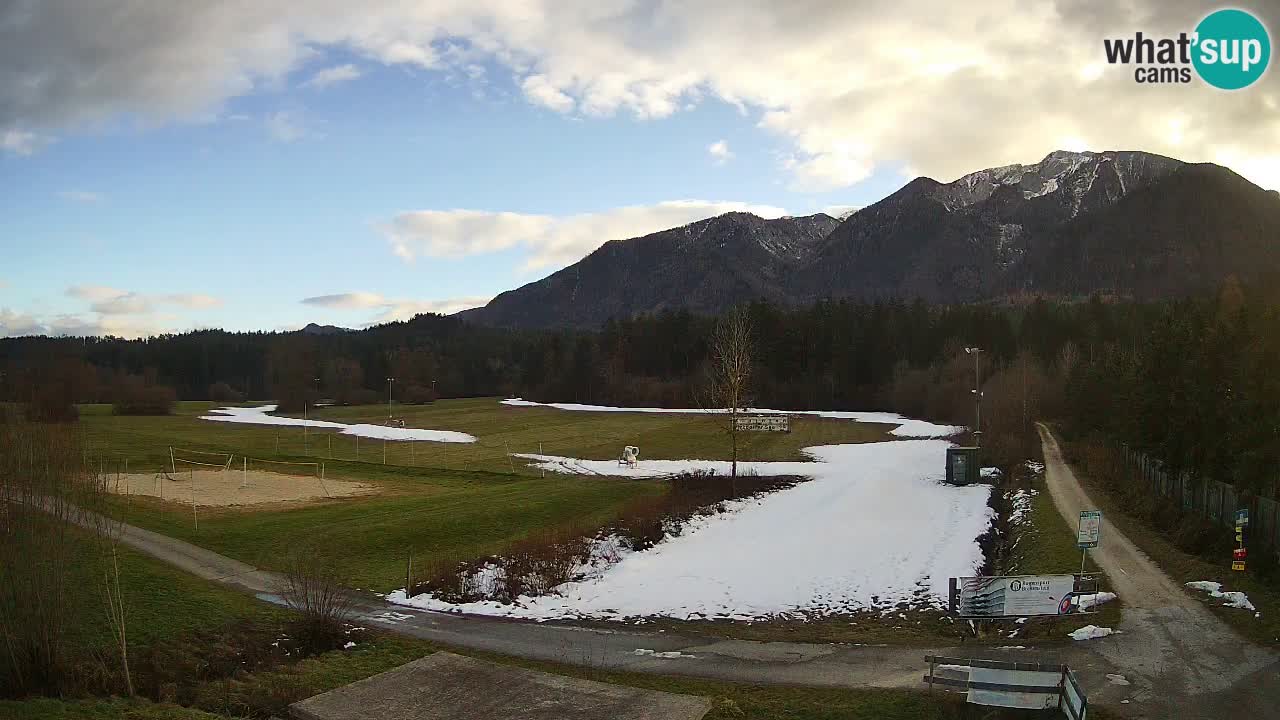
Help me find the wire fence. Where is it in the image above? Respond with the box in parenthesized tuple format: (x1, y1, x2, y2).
(1120, 445, 1279, 552)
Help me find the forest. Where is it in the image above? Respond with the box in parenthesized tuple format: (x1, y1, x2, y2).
(2, 277, 1277, 496)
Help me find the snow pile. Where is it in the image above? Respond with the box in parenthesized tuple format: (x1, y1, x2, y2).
(1025, 461, 1045, 474)
(501, 398, 963, 438)
(1007, 489, 1037, 526)
(1186, 581, 1256, 611)
(390, 439, 992, 621)
(980, 467, 1002, 480)
(1074, 591, 1117, 611)
(1068, 625, 1116, 641)
(200, 405, 477, 443)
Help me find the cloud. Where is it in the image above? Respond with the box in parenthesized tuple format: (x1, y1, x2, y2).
(708, 139, 733, 164)
(304, 63, 362, 88)
(0, 308, 179, 339)
(91, 293, 152, 315)
(265, 111, 308, 142)
(300, 291, 490, 325)
(67, 285, 128, 302)
(0, 308, 45, 337)
(301, 292, 388, 309)
(162, 293, 222, 309)
(2, 1, 1278, 189)
(383, 199, 789, 271)
(2, 128, 48, 155)
(58, 190, 103, 203)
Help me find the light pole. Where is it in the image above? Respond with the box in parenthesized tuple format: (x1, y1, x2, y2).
(386, 377, 395, 421)
(964, 347, 983, 447)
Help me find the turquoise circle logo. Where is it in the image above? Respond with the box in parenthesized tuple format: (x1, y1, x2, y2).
(1193, 9, 1271, 90)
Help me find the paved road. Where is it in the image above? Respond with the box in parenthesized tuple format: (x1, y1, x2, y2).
(1036, 423, 1278, 717)
(85, 430, 1279, 717)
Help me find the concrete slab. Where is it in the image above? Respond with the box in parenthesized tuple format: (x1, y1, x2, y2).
(289, 652, 713, 720)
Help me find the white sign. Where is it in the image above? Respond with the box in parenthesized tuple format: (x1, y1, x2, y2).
(735, 415, 790, 432)
(1078, 510, 1102, 549)
(968, 667, 1062, 710)
(958, 575, 1077, 618)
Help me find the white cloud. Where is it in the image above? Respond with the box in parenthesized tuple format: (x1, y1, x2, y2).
(163, 293, 222, 309)
(521, 74, 575, 112)
(708, 139, 733, 164)
(2, 1, 1278, 189)
(382, 200, 789, 271)
(265, 111, 307, 142)
(301, 291, 490, 325)
(0, 308, 180, 339)
(67, 285, 128, 302)
(304, 63, 362, 88)
(58, 190, 103, 203)
(0, 308, 45, 337)
(92, 293, 152, 315)
(301, 292, 388, 309)
(2, 128, 49, 155)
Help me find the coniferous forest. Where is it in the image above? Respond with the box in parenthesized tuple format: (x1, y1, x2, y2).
(2, 278, 1278, 497)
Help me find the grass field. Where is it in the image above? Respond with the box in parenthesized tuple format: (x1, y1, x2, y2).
(79, 397, 892, 478)
(77, 398, 890, 592)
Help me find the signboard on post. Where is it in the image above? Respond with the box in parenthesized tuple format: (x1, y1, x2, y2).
(1077, 511, 1102, 549)
(954, 575, 1078, 618)
(734, 415, 790, 432)
(1235, 509, 1250, 527)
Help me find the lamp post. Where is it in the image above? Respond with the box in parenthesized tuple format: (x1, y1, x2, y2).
(386, 377, 395, 421)
(964, 347, 983, 447)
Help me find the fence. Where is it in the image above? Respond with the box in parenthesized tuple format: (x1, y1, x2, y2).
(1120, 445, 1279, 553)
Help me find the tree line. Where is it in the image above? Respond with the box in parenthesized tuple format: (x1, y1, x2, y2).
(2, 281, 1277, 494)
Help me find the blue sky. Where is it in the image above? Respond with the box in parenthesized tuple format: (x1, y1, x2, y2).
(2, 1, 1276, 336)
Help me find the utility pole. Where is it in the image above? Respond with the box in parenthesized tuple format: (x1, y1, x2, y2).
(965, 347, 983, 447)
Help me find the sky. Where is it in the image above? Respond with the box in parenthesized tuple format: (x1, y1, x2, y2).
(1, 0, 1277, 338)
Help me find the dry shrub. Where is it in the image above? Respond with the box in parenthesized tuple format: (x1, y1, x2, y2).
(112, 374, 176, 416)
(279, 550, 353, 653)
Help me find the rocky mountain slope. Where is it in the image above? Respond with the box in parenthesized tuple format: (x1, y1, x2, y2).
(460, 151, 1280, 328)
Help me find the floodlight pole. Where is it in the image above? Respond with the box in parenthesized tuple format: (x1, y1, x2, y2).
(387, 377, 395, 421)
(965, 347, 983, 447)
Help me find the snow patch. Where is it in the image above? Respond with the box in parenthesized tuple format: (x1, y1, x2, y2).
(1074, 591, 1117, 611)
(200, 405, 476, 443)
(1186, 581, 1256, 611)
(1068, 625, 1116, 641)
(501, 398, 962, 438)
(390, 439, 992, 621)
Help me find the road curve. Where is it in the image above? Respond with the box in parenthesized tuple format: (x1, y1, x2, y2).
(1036, 423, 1278, 718)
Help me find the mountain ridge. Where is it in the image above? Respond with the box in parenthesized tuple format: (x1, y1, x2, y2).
(460, 150, 1280, 328)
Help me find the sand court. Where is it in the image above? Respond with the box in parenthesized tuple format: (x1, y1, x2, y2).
(108, 468, 377, 508)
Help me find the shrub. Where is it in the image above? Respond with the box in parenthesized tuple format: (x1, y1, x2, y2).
(207, 381, 244, 403)
(279, 550, 353, 654)
(112, 375, 176, 416)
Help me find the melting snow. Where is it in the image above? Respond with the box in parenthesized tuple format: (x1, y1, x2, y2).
(200, 405, 477, 443)
(1068, 625, 1116, 641)
(389, 439, 992, 621)
(501, 398, 962, 438)
(1186, 581, 1256, 611)
(1074, 591, 1117, 612)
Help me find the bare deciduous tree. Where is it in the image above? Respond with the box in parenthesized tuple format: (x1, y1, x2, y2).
(703, 307, 754, 480)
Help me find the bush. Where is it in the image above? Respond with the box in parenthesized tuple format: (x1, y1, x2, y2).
(279, 550, 353, 654)
(207, 382, 244, 403)
(112, 376, 176, 416)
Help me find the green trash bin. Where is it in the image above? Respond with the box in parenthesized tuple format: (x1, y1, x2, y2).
(946, 446, 980, 485)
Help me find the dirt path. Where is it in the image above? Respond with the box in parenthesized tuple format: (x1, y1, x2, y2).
(1037, 423, 1278, 717)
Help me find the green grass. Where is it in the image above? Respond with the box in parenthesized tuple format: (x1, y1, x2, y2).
(78, 397, 890, 477)
(0, 698, 224, 719)
(80, 397, 888, 591)
(1007, 483, 1123, 641)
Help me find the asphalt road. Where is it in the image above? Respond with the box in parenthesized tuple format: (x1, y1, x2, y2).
(86, 427, 1279, 717)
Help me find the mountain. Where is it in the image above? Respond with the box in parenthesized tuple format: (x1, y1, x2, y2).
(300, 323, 350, 335)
(460, 150, 1280, 328)
(460, 212, 838, 328)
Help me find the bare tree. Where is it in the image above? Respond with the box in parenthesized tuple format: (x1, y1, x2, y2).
(704, 307, 754, 480)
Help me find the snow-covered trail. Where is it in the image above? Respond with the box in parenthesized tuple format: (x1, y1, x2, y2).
(199, 405, 477, 443)
(501, 398, 964, 438)
(392, 439, 993, 621)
